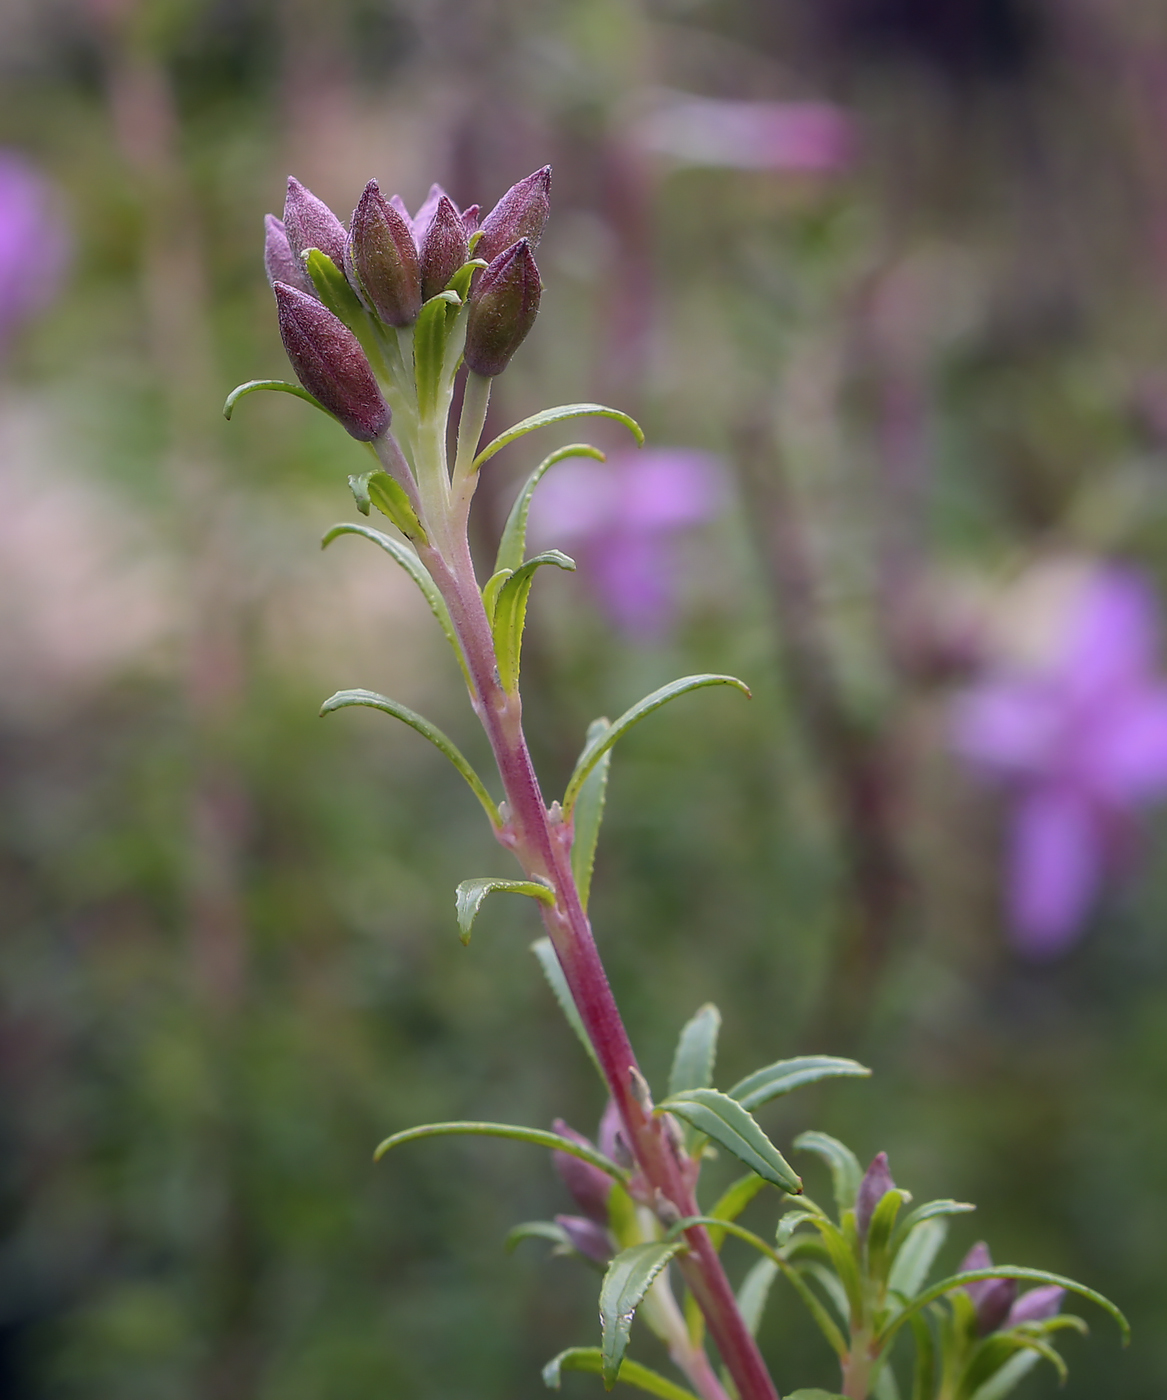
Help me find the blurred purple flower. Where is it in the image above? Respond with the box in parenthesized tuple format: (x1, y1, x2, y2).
(0, 152, 69, 357)
(952, 564, 1167, 957)
(631, 94, 857, 173)
(527, 449, 723, 638)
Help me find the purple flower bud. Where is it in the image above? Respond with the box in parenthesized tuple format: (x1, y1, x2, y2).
(555, 1213, 614, 1265)
(264, 214, 311, 294)
(1006, 1285, 1065, 1327)
(598, 1098, 634, 1171)
(463, 239, 541, 377)
(855, 1152, 895, 1241)
(274, 282, 390, 442)
(345, 180, 422, 327)
(461, 204, 480, 236)
(419, 194, 470, 301)
(283, 176, 347, 270)
(958, 1242, 1017, 1335)
(409, 183, 447, 246)
(552, 1119, 614, 1224)
(475, 166, 552, 264)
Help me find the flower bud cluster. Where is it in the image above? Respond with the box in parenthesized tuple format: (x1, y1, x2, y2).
(263, 168, 550, 439)
(959, 1242, 1065, 1336)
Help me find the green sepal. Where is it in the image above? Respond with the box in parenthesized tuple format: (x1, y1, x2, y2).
(737, 1257, 779, 1337)
(319, 689, 498, 828)
(321, 523, 469, 688)
(531, 937, 604, 1080)
(570, 717, 611, 913)
(794, 1131, 864, 1214)
(473, 403, 645, 473)
(599, 1242, 686, 1387)
(413, 289, 462, 415)
(656, 1089, 801, 1194)
(562, 675, 751, 816)
(668, 1003, 721, 1097)
(373, 1121, 626, 1178)
(505, 1220, 572, 1255)
(455, 876, 555, 945)
(223, 378, 333, 422)
(542, 1347, 699, 1400)
(446, 256, 488, 304)
(305, 247, 366, 328)
(495, 443, 606, 576)
(492, 550, 575, 692)
(728, 1056, 871, 1112)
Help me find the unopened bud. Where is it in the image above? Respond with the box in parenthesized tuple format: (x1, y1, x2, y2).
(959, 1242, 1017, 1335)
(264, 214, 311, 294)
(552, 1119, 614, 1225)
(855, 1152, 895, 1241)
(419, 194, 470, 301)
(598, 1098, 634, 1171)
(475, 165, 552, 264)
(283, 176, 347, 268)
(274, 282, 390, 442)
(463, 239, 541, 377)
(345, 180, 422, 326)
(460, 203, 480, 237)
(1006, 1285, 1065, 1327)
(555, 1214, 614, 1265)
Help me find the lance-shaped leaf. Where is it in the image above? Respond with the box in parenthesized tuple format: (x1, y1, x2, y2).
(505, 1220, 572, 1255)
(794, 1131, 864, 1215)
(888, 1218, 949, 1302)
(320, 689, 498, 827)
(890, 1200, 975, 1259)
(571, 717, 611, 913)
(223, 378, 333, 422)
(865, 1187, 911, 1284)
(413, 289, 462, 414)
(373, 1121, 626, 1178)
(599, 1241, 686, 1386)
(495, 443, 606, 576)
(473, 402, 644, 473)
(562, 676, 751, 816)
(455, 877, 555, 945)
(728, 1056, 871, 1112)
(542, 1347, 698, 1400)
(366, 470, 426, 541)
(532, 938, 605, 1081)
(656, 1089, 801, 1193)
(737, 1257, 779, 1337)
(491, 550, 576, 692)
(668, 1004, 721, 1097)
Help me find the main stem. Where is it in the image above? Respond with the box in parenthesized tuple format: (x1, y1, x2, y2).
(418, 527, 781, 1400)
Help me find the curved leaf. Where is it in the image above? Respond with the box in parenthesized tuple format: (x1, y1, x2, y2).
(495, 443, 607, 576)
(223, 378, 331, 421)
(965, 1352, 1040, 1400)
(413, 290, 463, 414)
(657, 1089, 801, 1193)
(473, 403, 644, 473)
(737, 1257, 779, 1337)
(320, 689, 498, 826)
(600, 1241, 685, 1386)
(531, 937, 604, 1080)
(562, 676, 751, 816)
(481, 567, 512, 624)
(866, 1187, 911, 1285)
(320, 524, 468, 683)
(888, 1218, 948, 1302)
(878, 1268, 1129, 1349)
(794, 1131, 864, 1214)
(456, 877, 555, 945)
(962, 1332, 1067, 1397)
(505, 1220, 571, 1255)
(890, 1200, 974, 1257)
(668, 1004, 721, 1097)
(373, 1121, 626, 1178)
(492, 550, 576, 692)
(365, 470, 426, 541)
(728, 1056, 871, 1112)
(542, 1348, 698, 1400)
(305, 247, 366, 327)
(571, 717, 611, 913)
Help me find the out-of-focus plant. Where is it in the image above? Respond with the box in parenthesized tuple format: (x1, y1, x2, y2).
(224, 165, 1128, 1400)
(0, 150, 69, 360)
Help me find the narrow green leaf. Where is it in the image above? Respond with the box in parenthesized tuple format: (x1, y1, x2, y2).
(321, 524, 469, 686)
(600, 1242, 686, 1386)
(776, 1210, 817, 1246)
(505, 1220, 571, 1254)
(562, 676, 752, 816)
(909, 1312, 937, 1400)
(965, 1352, 1039, 1400)
(455, 877, 554, 945)
(531, 937, 604, 1080)
(737, 1257, 779, 1337)
(786, 1392, 848, 1399)
(305, 248, 366, 326)
(446, 256, 488, 304)
(706, 1173, 770, 1250)
(223, 378, 332, 421)
(794, 1131, 864, 1214)
(474, 403, 644, 473)
(365, 470, 427, 541)
(320, 689, 498, 827)
(492, 550, 576, 692)
(570, 718, 611, 913)
(873, 1366, 902, 1400)
(495, 443, 607, 576)
(728, 1056, 871, 1112)
(542, 1348, 698, 1400)
(668, 1004, 721, 1097)
(878, 1268, 1129, 1350)
(657, 1089, 801, 1194)
(413, 290, 462, 414)
(888, 1218, 949, 1302)
(890, 1200, 974, 1258)
(373, 1121, 626, 1178)
(961, 1333, 1067, 1398)
(866, 1188, 911, 1284)
(481, 567, 512, 624)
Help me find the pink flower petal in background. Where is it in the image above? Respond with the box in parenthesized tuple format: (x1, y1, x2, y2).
(0, 151, 70, 356)
(630, 94, 857, 173)
(1008, 786, 1101, 957)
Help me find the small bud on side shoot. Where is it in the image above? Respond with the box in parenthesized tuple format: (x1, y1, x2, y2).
(463, 239, 541, 377)
(856, 1151, 896, 1241)
(419, 194, 470, 302)
(475, 165, 552, 264)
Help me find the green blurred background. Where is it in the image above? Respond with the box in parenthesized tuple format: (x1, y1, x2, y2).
(2, 0, 1167, 1396)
